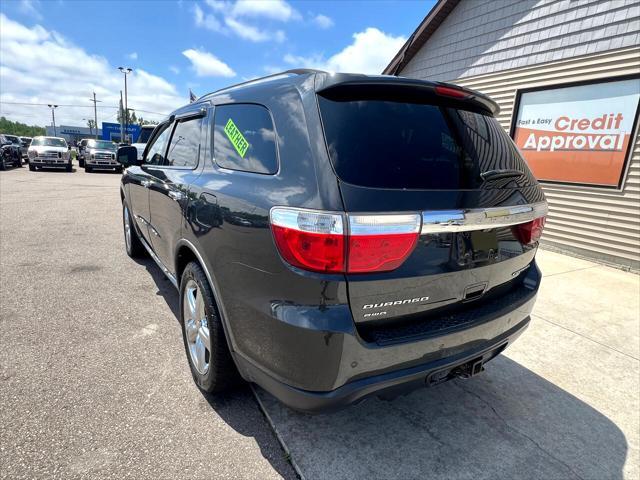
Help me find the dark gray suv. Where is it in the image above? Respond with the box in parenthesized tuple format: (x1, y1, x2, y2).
(118, 70, 547, 412)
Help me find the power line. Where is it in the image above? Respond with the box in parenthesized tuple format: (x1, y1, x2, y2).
(0, 101, 167, 116)
(2, 101, 118, 108)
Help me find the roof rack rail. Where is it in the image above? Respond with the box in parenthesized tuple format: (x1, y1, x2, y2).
(199, 69, 326, 101)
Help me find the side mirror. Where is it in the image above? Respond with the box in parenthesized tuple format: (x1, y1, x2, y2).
(117, 146, 140, 167)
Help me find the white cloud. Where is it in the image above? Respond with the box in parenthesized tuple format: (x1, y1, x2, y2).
(312, 14, 334, 29)
(282, 28, 406, 74)
(169, 65, 180, 74)
(231, 0, 300, 21)
(127, 52, 138, 60)
(194, 3, 225, 32)
(18, 0, 42, 20)
(0, 14, 185, 126)
(182, 48, 236, 77)
(224, 17, 270, 42)
(194, 0, 295, 42)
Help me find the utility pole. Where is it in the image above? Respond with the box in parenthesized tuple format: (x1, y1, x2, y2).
(47, 104, 58, 136)
(118, 67, 132, 143)
(89, 92, 101, 140)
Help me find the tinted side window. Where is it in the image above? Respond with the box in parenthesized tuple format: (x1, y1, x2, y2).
(145, 124, 171, 165)
(166, 117, 202, 168)
(213, 104, 277, 174)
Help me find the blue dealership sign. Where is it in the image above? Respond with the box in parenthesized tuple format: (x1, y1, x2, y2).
(101, 122, 141, 142)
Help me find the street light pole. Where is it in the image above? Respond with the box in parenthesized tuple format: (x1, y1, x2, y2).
(118, 67, 132, 143)
(47, 104, 58, 136)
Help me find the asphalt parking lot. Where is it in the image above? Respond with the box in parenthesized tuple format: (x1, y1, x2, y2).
(0, 164, 295, 480)
(1, 164, 639, 480)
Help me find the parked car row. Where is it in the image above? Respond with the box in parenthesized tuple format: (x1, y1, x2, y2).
(0, 135, 124, 174)
(1, 127, 156, 173)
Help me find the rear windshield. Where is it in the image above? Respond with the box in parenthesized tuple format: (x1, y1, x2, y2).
(318, 96, 531, 190)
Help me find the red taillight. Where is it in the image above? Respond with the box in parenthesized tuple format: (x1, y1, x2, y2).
(270, 208, 421, 274)
(348, 233, 419, 273)
(435, 85, 469, 99)
(271, 225, 345, 273)
(513, 217, 546, 245)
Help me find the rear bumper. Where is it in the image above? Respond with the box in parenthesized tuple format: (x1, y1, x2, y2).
(234, 262, 541, 413)
(239, 317, 529, 413)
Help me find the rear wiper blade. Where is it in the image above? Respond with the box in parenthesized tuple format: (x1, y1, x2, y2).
(480, 169, 525, 181)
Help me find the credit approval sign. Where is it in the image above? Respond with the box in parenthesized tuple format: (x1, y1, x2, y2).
(512, 78, 640, 187)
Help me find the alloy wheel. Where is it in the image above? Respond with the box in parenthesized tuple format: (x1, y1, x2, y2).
(183, 279, 211, 375)
(123, 205, 132, 252)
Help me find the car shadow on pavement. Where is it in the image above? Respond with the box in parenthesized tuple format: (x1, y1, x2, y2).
(136, 257, 181, 320)
(137, 257, 298, 479)
(256, 356, 629, 480)
(201, 388, 298, 479)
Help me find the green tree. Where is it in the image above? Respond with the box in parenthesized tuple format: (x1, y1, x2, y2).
(0, 116, 46, 137)
(137, 117, 158, 126)
(117, 108, 137, 125)
(86, 119, 96, 134)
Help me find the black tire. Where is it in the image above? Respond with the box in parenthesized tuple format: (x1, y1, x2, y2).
(180, 261, 239, 393)
(122, 202, 147, 258)
(116, 166, 123, 174)
(66, 162, 72, 172)
(15, 156, 22, 167)
(28, 164, 35, 171)
(85, 166, 92, 173)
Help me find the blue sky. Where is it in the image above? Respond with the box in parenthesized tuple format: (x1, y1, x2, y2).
(0, 0, 435, 127)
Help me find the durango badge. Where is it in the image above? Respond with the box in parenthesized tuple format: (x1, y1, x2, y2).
(363, 296, 430, 309)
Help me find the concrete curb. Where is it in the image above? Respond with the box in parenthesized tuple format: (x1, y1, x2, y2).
(251, 385, 305, 480)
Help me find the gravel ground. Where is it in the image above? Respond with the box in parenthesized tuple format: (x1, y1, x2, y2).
(0, 164, 296, 480)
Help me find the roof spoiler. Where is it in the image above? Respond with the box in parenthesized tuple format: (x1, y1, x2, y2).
(316, 77, 499, 116)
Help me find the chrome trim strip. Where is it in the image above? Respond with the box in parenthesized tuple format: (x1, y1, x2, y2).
(138, 235, 178, 288)
(421, 201, 548, 234)
(349, 213, 422, 235)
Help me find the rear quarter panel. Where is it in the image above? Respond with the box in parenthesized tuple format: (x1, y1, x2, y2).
(182, 81, 352, 389)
